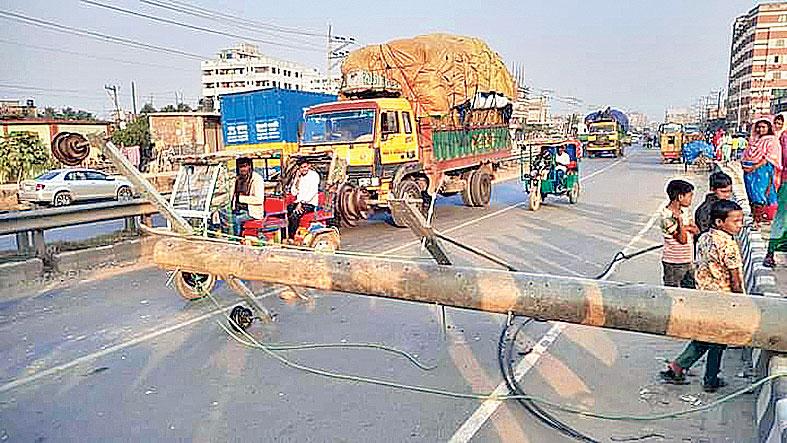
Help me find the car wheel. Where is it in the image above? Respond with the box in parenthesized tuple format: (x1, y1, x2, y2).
(53, 191, 72, 207)
(117, 186, 133, 201)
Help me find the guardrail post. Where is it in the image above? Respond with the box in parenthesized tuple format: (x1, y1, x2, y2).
(31, 229, 47, 263)
(15, 231, 31, 256)
(124, 216, 139, 233)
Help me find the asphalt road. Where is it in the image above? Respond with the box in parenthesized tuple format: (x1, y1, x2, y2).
(0, 146, 755, 442)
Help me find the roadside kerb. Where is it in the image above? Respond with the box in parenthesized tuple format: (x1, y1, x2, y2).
(0, 258, 43, 291)
(50, 236, 157, 274)
(719, 162, 786, 442)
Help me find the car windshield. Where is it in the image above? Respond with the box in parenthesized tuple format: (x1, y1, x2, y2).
(35, 171, 59, 180)
(302, 109, 375, 144)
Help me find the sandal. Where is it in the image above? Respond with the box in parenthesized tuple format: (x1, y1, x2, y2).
(763, 254, 776, 268)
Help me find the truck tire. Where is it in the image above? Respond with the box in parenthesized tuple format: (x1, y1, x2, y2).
(470, 172, 492, 206)
(390, 178, 426, 228)
(461, 171, 477, 207)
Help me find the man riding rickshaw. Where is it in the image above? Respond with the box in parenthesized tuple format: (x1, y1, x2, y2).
(520, 139, 581, 211)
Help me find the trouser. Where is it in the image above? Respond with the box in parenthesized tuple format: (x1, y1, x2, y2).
(220, 208, 253, 238)
(675, 341, 727, 385)
(662, 262, 696, 289)
(555, 169, 566, 188)
(287, 203, 315, 239)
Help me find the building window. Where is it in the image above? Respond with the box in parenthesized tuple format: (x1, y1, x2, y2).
(776, 56, 781, 64)
(295, 72, 299, 78)
(779, 14, 787, 23)
(777, 39, 785, 48)
(775, 72, 782, 80)
(254, 66, 270, 73)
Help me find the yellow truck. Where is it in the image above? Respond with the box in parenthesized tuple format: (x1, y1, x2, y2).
(296, 34, 516, 227)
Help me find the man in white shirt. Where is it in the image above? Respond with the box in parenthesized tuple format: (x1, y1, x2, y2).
(222, 157, 266, 237)
(554, 145, 572, 191)
(287, 161, 320, 239)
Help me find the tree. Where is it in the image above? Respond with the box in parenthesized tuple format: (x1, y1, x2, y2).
(139, 103, 156, 114)
(176, 103, 193, 112)
(159, 104, 177, 112)
(39, 107, 96, 121)
(110, 115, 150, 149)
(157, 103, 193, 112)
(0, 132, 54, 183)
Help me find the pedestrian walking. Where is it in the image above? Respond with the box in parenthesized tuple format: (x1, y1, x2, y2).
(763, 113, 787, 267)
(661, 180, 699, 288)
(660, 200, 745, 392)
(694, 172, 733, 236)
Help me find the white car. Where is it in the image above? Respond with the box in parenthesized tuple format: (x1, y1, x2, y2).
(18, 169, 136, 207)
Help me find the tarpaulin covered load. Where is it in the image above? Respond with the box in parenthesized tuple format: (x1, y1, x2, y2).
(584, 108, 630, 133)
(340, 33, 515, 118)
(682, 140, 715, 163)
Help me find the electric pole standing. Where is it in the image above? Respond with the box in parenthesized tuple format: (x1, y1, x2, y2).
(104, 84, 121, 124)
(131, 81, 137, 116)
(326, 23, 355, 93)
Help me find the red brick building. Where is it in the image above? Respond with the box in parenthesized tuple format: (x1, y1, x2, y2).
(727, 2, 787, 129)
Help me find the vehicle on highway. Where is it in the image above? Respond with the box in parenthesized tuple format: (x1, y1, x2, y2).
(659, 122, 685, 163)
(520, 139, 581, 211)
(166, 149, 340, 303)
(17, 168, 136, 207)
(584, 108, 629, 157)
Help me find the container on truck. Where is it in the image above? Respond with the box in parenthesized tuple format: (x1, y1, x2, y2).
(296, 33, 516, 227)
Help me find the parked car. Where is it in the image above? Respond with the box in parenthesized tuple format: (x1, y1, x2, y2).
(17, 169, 136, 207)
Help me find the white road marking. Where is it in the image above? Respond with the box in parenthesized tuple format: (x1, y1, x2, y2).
(448, 169, 664, 443)
(0, 288, 282, 394)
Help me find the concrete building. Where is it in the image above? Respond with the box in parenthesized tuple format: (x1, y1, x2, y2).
(0, 99, 36, 118)
(665, 108, 695, 125)
(147, 112, 223, 172)
(727, 2, 787, 129)
(201, 43, 331, 109)
(523, 96, 550, 125)
(627, 112, 648, 131)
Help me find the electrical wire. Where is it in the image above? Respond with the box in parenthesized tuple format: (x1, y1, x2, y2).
(0, 10, 206, 60)
(79, 0, 323, 53)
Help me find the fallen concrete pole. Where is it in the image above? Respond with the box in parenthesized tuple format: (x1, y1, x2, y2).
(153, 236, 787, 352)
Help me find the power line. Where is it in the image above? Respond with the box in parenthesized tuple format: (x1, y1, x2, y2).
(0, 38, 194, 72)
(0, 9, 206, 60)
(140, 0, 327, 47)
(143, 0, 325, 38)
(80, 0, 323, 53)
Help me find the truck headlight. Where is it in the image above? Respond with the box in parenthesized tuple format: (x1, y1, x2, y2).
(359, 178, 371, 187)
(370, 177, 380, 186)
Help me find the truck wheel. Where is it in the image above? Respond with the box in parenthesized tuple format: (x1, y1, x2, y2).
(173, 271, 216, 300)
(390, 178, 426, 228)
(470, 172, 492, 206)
(568, 182, 580, 204)
(528, 184, 541, 211)
(461, 171, 477, 207)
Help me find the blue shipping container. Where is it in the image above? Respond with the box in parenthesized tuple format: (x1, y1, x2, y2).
(220, 88, 336, 147)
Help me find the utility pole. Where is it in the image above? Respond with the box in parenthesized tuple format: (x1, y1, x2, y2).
(131, 81, 138, 116)
(104, 84, 121, 124)
(326, 23, 355, 93)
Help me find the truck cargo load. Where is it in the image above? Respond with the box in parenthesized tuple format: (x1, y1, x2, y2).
(340, 33, 515, 119)
(220, 88, 336, 154)
(584, 107, 629, 157)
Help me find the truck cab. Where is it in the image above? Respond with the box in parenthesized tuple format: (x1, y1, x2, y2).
(586, 120, 622, 157)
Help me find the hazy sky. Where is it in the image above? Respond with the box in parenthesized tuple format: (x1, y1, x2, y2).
(0, 0, 767, 120)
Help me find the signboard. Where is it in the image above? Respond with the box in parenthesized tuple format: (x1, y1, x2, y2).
(226, 123, 249, 144)
(342, 70, 401, 93)
(255, 119, 281, 142)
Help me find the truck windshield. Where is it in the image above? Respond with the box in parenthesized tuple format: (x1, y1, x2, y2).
(302, 109, 375, 144)
(589, 124, 615, 133)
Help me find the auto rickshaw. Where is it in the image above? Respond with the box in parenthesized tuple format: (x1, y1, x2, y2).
(520, 139, 580, 211)
(168, 149, 340, 300)
(659, 123, 684, 163)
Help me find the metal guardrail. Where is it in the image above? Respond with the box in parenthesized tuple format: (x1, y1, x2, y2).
(0, 199, 157, 236)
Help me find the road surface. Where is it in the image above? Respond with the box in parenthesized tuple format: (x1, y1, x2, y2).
(0, 146, 755, 442)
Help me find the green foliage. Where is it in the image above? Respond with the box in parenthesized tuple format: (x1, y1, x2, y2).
(110, 116, 151, 149)
(139, 103, 157, 114)
(0, 131, 56, 183)
(158, 103, 192, 113)
(41, 107, 96, 121)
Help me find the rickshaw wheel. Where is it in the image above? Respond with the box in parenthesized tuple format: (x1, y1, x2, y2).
(528, 185, 541, 211)
(568, 182, 580, 204)
(173, 271, 216, 300)
(229, 306, 254, 332)
(310, 231, 340, 252)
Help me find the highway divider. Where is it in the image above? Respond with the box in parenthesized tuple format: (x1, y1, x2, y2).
(718, 162, 786, 442)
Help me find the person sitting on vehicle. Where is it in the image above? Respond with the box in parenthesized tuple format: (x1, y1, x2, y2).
(221, 157, 265, 238)
(287, 161, 320, 239)
(554, 145, 572, 190)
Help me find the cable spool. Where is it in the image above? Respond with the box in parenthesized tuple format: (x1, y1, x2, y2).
(51, 132, 90, 166)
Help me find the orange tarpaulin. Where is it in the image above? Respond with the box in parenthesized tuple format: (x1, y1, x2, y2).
(340, 33, 515, 118)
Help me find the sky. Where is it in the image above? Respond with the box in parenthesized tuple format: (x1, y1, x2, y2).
(0, 0, 770, 121)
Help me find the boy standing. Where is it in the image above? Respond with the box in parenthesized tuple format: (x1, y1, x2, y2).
(660, 200, 745, 392)
(694, 172, 733, 235)
(661, 180, 699, 288)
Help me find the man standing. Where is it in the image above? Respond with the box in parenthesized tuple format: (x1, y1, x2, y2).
(660, 200, 745, 392)
(287, 162, 320, 239)
(694, 171, 733, 236)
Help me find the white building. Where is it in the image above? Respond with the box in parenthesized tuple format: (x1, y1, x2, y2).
(201, 43, 333, 109)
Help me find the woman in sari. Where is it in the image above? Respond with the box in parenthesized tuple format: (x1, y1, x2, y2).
(743, 118, 782, 228)
(764, 113, 787, 266)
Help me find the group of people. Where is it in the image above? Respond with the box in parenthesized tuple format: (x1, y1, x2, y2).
(657, 173, 744, 392)
(222, 157, 321, 241)
(739, 113, 787, 267)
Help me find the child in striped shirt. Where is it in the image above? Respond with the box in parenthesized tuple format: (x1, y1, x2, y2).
(660, 180, 699, 288)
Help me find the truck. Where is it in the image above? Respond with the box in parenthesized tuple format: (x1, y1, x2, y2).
(296, 33, 516, 227)
(584, 108, 629, 157)
(219, 88, 336, 157)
